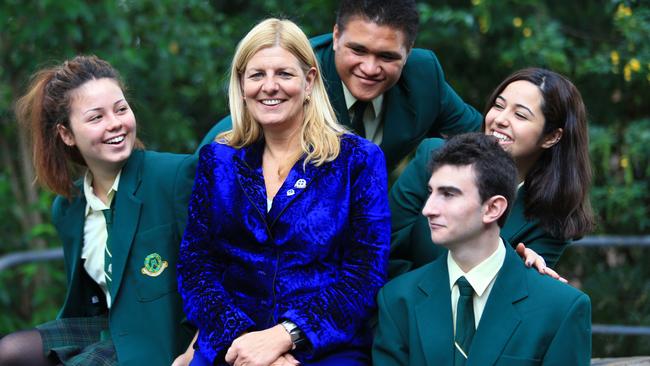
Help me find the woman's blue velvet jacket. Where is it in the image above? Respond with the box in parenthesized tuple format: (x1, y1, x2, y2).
(178, 133, 390, 364)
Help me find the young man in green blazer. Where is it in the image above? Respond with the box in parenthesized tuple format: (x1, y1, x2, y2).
(200, 0, 482, 173)
(388, 138, 570, 279)
(373, 133, 591, 366)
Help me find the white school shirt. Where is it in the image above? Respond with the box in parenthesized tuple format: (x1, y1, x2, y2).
(448, 238, 506, 333)
(81, 170, 121, 308)
(342, 83, 384, 145)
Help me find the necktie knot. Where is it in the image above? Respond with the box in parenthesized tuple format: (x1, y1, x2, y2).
(353, 100, 368, 114)
(457, 276, 474, 297)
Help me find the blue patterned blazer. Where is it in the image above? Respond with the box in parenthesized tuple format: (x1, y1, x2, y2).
(178, 133, 391, 364)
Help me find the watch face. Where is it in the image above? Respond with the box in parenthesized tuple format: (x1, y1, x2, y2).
(290, 331, 300, 343)
(281, 320, 304, 348)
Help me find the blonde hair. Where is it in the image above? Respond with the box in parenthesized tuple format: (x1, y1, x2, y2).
(220, 18, 345, 166)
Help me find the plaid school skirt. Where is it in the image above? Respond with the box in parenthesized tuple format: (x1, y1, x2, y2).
(36, 316, 117, 366)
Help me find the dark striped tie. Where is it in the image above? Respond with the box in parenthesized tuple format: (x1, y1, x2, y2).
(102, 207, 114, 292)
(351, 100, 368, 138)
(454, 276, 475, 365)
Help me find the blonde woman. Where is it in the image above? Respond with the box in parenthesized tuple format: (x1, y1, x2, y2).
(177, 19, 390, 366)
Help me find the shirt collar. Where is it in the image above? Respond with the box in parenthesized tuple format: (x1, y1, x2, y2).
(83, 170, 122, 216)
(341, 82, 383, 120)
(448, 238, 506, 297)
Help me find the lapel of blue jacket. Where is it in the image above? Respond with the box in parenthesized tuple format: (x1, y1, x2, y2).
(110, 150, 144, 301)
(415, 253, 455, 366)
(234, 141, 267, 221)
(468, 242, 527, 366)
(234, 142, 328, 229)
(266, 157, 326, 228)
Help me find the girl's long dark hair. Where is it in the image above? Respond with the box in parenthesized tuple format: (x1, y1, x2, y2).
(484, 68, 595, 239)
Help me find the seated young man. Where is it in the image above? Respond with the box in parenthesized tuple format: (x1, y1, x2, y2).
(373, 133, 591, 366)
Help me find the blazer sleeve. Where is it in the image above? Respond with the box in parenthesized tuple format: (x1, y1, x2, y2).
(197, 115, 233, 151)
(388, 138, 445, 278)
(426, 50, 483, 137)
(542, 293, 592, 365)
(512, 230, 570, 269)
(505, 189, 571, 269)
(280, 142, 391, 358)
(372, 289, 409, 366)
(172, 154, 199, 238)
(51, 196, 78, 305)
(177, 145, 255, 364)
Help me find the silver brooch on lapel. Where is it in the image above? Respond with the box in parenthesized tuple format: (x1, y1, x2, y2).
(294, 179, 307, 189)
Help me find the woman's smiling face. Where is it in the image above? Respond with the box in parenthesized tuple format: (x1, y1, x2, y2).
(241, 46, 315, 132)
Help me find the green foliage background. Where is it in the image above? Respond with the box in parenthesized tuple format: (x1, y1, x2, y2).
(1, 0, 648, 357)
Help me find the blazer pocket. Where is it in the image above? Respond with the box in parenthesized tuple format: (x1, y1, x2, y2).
(131, 223, 179, 302)
(494, 355, 541, 366)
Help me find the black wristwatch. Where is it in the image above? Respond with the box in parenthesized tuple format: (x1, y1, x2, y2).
(280, 320, 305, 350)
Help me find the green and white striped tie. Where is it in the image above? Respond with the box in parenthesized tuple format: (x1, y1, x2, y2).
(102, 207, 114, 291)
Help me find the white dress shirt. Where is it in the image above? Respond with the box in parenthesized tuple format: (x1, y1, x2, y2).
(448, 239, 506, 333)
(82, 170, 121, 308)
(342, 82, 384, 144)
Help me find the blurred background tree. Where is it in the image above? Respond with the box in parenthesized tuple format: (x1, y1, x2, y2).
(1, 0, 648, 357)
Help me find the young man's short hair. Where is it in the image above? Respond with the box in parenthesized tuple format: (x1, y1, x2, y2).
(336, 0, 419, 48)
(429, 133, 517, 227)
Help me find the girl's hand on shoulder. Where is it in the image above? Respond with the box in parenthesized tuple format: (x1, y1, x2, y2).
(515, 243, 567, 283)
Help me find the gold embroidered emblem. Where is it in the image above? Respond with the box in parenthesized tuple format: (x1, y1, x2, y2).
(141, 253, 168, 277)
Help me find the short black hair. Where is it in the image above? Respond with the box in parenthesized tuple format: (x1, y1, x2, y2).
(336, 0, 419, 48)
(429, 133, 517, 227)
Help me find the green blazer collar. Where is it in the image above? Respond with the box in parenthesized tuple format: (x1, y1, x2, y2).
(501, 187, 531, 240)
(467, 242, 528, 366)
(414, 241, 528, 366)
(108, 149, 144, 302)
(57, 192, 87, 308)
(415, 253, 454, 366)
(380, 83, 417, 169)
(55, 150, 145, 307)
(315, 34, 350, 127)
